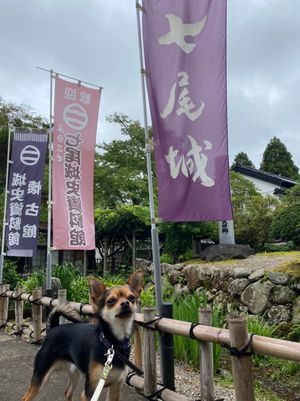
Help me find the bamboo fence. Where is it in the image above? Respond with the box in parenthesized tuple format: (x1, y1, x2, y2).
(1, 284, 300, 401)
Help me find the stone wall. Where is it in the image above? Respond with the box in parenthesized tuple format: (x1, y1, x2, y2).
(136, 259, 300, 324)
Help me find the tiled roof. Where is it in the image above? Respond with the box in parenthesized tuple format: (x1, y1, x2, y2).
(231, 164, 296, 188)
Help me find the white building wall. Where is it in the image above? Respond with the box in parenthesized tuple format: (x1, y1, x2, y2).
(240, 175, 278, 197)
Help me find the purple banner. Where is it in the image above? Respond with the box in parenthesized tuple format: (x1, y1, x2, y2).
(142, 0, 233, 221)
(5, 132, 48, 257)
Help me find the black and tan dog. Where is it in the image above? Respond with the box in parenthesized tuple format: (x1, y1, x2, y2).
(22, 270, 144, 401)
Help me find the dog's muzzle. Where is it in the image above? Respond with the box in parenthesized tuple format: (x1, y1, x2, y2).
(116, 304, 133, 318)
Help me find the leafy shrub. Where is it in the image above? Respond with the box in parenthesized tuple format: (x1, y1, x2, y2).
(160, 221, 217, 262)
(178, 248, 194, 262)
(262, 241, 295, 252)
(160, 253, 174, 264)
(52, 263, 82, 301)
(101, 273, 127, 287)
(140, 285, 155, 307)
(270, 202, 300, 245)
(23, 270, 45, 293)
(69, 276, 89, 303)
(2, 260, 22, 289)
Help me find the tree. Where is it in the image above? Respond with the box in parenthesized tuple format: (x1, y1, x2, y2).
(160, 221, 217, 262)
(94, 205, 150, 273)
(270, 202, 300, 245)
(230, 172, 278, 250)
(260, 137, 299, 180)
(231, 152, 255, 169)
(269, 183, 300, 245)
(281, 182, 300, 205)
(94, 113, 152, 208)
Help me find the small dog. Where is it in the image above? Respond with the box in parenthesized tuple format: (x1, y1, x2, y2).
(22, 269, 144, 401)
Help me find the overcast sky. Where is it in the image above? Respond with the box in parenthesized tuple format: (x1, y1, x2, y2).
(1, 0, 300, 169)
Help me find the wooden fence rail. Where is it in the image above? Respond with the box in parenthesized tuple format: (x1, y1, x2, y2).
(1, 286, 300, 401)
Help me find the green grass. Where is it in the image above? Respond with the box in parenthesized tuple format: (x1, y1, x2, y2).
(247, 315, 278, 337)
(257, 251, 300, 257)
(182, 258, 238, 265)
(172, 293, 223, 372)
(255, 381, 284, 401)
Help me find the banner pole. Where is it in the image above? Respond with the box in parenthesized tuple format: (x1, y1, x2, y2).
(46, 70, 54, 291)
(36, 66, 103, 90)
(135, 1, 163, 315)
(0, 125, 13, 284)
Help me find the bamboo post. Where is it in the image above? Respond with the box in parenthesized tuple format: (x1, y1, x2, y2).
(15, 286, 24, 333)
(199, 308, 215, 401)
(32, 288, 42, 343)
(143, 307, 157, 399)
(229, 317, 255, 401)
(134, 299, 143, 370)
(58, 288, 67, 325)
(0, 284, 9, 327)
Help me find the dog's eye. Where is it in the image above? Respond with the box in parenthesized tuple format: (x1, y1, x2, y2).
(106, 298, 116, 305)
(128, 295, 136, 303)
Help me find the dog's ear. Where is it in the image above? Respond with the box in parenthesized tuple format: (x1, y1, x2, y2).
(87, 277, 106, 307)
(127, 269, 144, 298)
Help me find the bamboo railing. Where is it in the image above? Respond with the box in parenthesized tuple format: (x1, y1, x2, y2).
(1, 284, 300, 401)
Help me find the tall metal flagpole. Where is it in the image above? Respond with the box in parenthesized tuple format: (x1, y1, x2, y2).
(46, 70, 54, 291)
(0, 125, 13, 284)
(136, 4, 175, 390)
(135, 2, 163, 315)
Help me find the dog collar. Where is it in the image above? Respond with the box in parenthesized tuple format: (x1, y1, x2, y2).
(98, 330, 131, 351)
(98, 330, 143, 376)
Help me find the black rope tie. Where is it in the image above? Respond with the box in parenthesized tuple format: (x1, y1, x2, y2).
(146, 386, 167, 401)
(136, 316, 163, 331)
(49, 298, 56, 307)
(222, 333, 255, 357)
(126, 372, 168, 401)
(189, 322, 202, 340)
(0, 290, 10, 297)
(126, 370, 139, 386)
(12, 324, 24, 336)
(15, 292, 26, 301)
(80, 303, 88, 315)
(32, 297, 42, 305)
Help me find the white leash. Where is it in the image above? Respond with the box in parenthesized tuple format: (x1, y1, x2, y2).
(91, 347, 115, 401)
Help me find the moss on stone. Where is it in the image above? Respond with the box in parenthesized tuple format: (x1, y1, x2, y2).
(270, 259, 300, 277)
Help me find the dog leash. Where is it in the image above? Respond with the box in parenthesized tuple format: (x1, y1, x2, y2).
(91, 347, 115, 401)
(99, 330, 143, 376)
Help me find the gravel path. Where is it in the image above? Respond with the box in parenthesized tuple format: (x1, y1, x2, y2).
(157, 358, 235, 401)
(193, 253, 300, 272)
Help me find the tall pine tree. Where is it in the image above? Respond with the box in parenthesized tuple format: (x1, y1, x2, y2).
(260, 136, 299, 180)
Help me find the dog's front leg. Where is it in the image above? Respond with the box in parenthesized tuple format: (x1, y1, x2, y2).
(106, 380, 123, 401)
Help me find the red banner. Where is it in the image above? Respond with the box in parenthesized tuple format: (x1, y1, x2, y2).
(52, 78, 101, 249)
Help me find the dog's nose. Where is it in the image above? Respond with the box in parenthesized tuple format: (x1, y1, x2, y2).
(121, 300, 130, 307)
